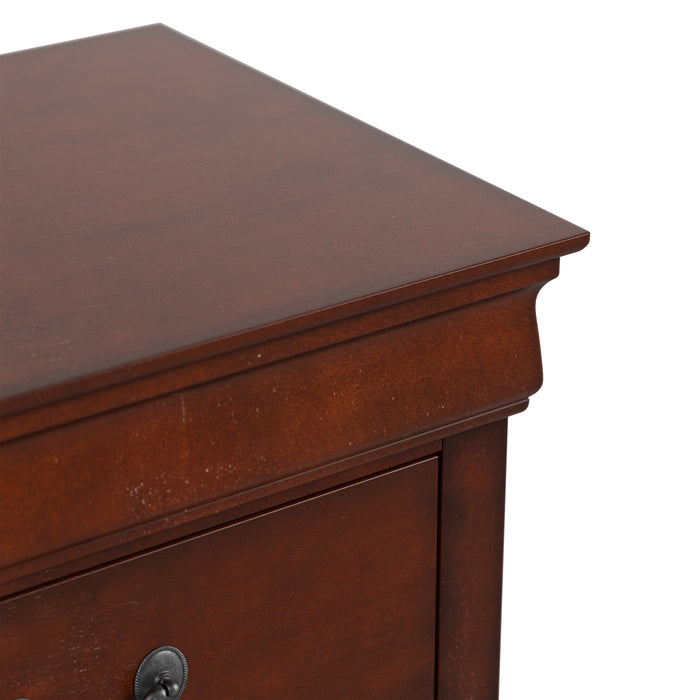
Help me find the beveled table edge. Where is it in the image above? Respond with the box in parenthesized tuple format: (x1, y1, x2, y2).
(0, 239, 586, 441)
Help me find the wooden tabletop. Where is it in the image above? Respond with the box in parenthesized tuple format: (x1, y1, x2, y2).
(0, 25, 588, 406)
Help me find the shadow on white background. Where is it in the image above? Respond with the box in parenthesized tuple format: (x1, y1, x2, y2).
(3, 2, 698, 697)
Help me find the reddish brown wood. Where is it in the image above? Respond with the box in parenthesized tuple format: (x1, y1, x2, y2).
(0, 25, 589, 700)
(0, 458, 439, 699)
(1, 286, 544, 578)
(0, 258, 559, 442)
(0, 439, 447, 597)
(437, 420, 509, 699)
(0, 398, 532, 599)
(0, 24, 587, 410)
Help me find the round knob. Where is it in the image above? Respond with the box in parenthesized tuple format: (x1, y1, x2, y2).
(134, 646, 188, 700)
(144, 678, 179, 700)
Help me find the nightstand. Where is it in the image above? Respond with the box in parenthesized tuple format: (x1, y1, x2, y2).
(0, 25, 588, 699)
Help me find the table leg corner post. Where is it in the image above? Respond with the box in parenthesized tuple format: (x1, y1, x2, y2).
(436, 419, 508, 700)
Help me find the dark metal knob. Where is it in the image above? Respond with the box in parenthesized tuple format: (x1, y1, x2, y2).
(134, 646, 188, 700)
(144, 678, 180, 700)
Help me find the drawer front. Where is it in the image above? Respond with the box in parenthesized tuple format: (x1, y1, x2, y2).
(0, 457, 438, 699)
(1, 286, 543, 579)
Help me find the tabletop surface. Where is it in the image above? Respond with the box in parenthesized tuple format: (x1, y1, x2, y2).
(0, 25, 588, 404)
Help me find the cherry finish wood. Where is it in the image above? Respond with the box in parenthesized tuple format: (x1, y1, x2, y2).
(1, 284, 546, 579)
(0, 258, 558, 444)
(0, 25, 589, 700)
(438, 421, 509, 699)
(1, 458, 439, 699)
(0, 24, 587, 413)
(0, 439, 446, 598)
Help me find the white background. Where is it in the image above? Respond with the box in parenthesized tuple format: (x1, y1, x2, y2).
(2, 2, 698, 697)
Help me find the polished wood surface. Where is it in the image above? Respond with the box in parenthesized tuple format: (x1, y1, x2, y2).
(0, 25, 589, 700)
(0, 24, 588, 408)
(0, 458, 439, 699)
(0, 257, 558, 443)
(438, 421, 509, 698)
(1, 283, 545, 582)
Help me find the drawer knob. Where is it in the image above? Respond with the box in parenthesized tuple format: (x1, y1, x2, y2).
(134, 646, 188, 700)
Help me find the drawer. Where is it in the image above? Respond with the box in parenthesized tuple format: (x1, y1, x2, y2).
(1, 286, 542, 578)
(0, 456, 438, 699)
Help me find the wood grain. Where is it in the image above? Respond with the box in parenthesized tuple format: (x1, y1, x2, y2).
(437, 421, 509, 699)
(0, 457, 439, 700)
(0, 258, 559, 442)
(0, 26, 590, 699)
(0, 24, 588, 407)
(1, 286, 544, 581)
